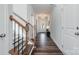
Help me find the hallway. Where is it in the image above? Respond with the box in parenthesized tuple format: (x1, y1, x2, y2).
(1, 4, 79, 55)
(32, 32, 63, 55)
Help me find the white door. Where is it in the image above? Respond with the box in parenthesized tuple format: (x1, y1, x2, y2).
(62, 5, 77, 54)
(0, 4, 12, 55)
(74, 5, 79, 54)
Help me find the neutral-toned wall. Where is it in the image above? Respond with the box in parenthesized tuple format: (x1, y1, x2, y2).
(50, 4, 63, 53)
(13, 4, 34, 22)
(7, 5, 13, 54)
(13, 4, 36, 40)
(13, 4, 28, 20)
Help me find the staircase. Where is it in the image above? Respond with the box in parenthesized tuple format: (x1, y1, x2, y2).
(9, 13, 35, 55)
(32, 32, 63, 55)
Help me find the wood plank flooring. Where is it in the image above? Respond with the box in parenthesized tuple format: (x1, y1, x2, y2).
(32, 32, 63, 55)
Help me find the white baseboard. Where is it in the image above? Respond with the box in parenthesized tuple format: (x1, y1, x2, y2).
(51, 36, 79, 55)
(51, 36, 65, 55)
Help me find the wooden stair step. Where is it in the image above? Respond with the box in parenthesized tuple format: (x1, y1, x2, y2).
(36, 45, 58, 48)
(32, 52, 63, 55)
(23, 44, 33, 55)
(9, 44, 34, 55)
(36, 43, 56, 46)
(9, 48, 19, 55)
(36, 40, 56, 44)
(33, 48, 61, 53)
(35, 46, 59, 50)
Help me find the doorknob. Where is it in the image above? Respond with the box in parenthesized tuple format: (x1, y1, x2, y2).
(0, 33, 6, 38)
(75, 32, 79, 36)
(76, 26, 79, 30)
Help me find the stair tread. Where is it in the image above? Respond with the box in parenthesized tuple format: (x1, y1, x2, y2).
(9, 48, 19, 55)
(23, 44, 33, 55)
(33, 52, 63, 55)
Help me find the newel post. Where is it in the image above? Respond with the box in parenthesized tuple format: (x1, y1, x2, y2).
(25, 23, 29, 45)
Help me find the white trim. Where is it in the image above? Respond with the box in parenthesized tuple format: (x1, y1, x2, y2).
(51, 36, 66, 55)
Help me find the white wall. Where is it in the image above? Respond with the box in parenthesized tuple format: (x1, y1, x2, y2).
(27, 5, 36, 39)
(7, 5, 13, 54)
(50, 4, 63, 53)
(13, 4, 28, 20)
(13, 4, 34, 22)
(13, 4, 36, 39)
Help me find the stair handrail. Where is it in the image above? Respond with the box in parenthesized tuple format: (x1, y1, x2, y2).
(13, 12, 28, 23)
(9, 15, 27, 30)
(9, 12, 35, 55)
(13, 12, 33, 28)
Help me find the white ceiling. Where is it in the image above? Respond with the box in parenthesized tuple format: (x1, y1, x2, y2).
(31, 4, 53, 14)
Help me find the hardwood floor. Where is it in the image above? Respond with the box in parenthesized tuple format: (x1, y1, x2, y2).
(32, 32, 63, 55)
